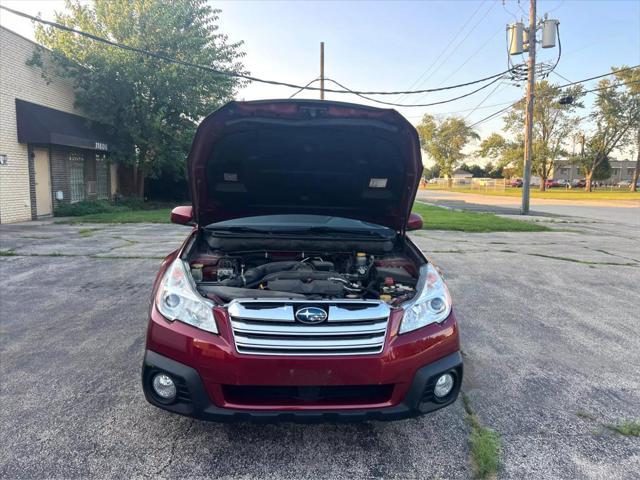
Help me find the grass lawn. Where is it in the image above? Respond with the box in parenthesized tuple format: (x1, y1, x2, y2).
(412, 202, 549, 232)
(423, 185, 640, 201)
(56, 201, 548, 232)
(58, 208, 172, 224)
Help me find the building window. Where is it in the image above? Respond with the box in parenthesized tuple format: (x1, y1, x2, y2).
(612, 168, 620, 175)
(96, 153, 109, 200)
(69, 152, 85, 203)
(560, 168, 570, 174)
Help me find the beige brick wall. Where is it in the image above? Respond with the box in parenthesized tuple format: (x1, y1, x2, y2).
(0, 27, 80, 223)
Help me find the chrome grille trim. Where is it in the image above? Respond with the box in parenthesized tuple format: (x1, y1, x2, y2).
(227, 299, 390, 356)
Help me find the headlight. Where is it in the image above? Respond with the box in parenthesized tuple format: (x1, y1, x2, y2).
(155, 259, 218, 334)
(399, 263, 452, 334)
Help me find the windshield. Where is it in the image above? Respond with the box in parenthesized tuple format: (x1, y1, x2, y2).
(205, 214, 396, 239)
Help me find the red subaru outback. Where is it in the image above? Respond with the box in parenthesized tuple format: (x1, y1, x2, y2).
(142, 99, 462, 421)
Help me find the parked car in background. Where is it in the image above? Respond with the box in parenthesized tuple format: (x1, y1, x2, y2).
(142, 99, 463, 422)
(545, 179, 562, 188)
(509, 178, 523, 187)
(571, 179, 587, 188)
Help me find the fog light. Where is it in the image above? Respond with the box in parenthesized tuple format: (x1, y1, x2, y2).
(434, 373, 455, 398)
(152, 373, 176, 400)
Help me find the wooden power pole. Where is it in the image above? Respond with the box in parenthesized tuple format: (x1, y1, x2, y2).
(521, 0, 537, 214)
(320, 42, 325, 100)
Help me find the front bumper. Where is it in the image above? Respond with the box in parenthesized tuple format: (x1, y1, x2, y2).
(142, 349, 463, 422)
(142, 304, 462, 422)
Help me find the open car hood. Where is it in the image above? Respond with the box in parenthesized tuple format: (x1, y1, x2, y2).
(187, 99, 422, 232)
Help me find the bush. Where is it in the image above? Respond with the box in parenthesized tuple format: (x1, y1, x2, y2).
(54, 198, 174, 217)
(117, 196, 146, 210)
(54, 200, 117, 217)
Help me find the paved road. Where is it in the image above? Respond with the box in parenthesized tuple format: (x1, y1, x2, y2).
(417, 189, 640, 227)
(1, 219, 639, 479)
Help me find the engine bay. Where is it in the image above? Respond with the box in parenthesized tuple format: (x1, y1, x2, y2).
(188, 245, 420, 305)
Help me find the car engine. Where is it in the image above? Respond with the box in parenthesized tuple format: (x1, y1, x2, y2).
(190, 251, 417, 304)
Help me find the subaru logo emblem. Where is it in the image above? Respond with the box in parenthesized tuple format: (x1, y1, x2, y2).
(295, 307, 328, 324)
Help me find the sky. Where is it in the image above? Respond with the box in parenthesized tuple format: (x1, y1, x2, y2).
(1, 0, 639, 163)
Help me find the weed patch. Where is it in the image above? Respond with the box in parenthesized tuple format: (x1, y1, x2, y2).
(462, 393, 501, 479)
(607, 420, 640, 437)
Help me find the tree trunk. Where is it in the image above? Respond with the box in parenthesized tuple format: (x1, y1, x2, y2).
(132, 146, 147, 199)
(447, 177, 453, 189)
(539, 175, 546, 191)
(137, 173, 145, 198)
(631, 132, 639, 192)
(132, 164, 139, 198)
(585, 172, 593, 192)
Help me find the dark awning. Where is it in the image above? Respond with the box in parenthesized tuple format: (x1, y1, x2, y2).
(15, 99, 113, 151)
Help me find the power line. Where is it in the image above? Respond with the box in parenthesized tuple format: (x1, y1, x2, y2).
(547, 0, 565, 14)
(329, 64, 637, 109)
(289, 78, 319, 98)
(410, 0, 499, 103)
(404, 99, 519, 118)
(3, 5, 636, 104)
(435, 25, 504, 89)
(464, 80, 508, 120)
(583, 78, 640, 94)
(0, 5, 515, 97)
(325, 75, 506, 108)
(466, 74, 640, 128)
(468, 103, 516, 127)
(552, 70, 573, 83)
(394, 0, 488, 103)
(556, 65, 640, 89)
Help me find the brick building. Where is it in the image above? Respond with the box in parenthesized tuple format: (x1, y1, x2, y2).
(0, 27, 118, 224)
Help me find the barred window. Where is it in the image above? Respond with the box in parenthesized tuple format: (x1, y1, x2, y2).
(96, 153, 109, 200)
(69, 152, 85, 203)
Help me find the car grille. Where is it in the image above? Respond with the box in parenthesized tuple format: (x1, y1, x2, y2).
(227, 299, 390, 356)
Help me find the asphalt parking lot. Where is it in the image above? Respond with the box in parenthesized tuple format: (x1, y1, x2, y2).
(1, 214, 639, 479)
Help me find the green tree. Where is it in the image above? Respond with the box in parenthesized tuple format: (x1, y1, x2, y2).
(423, 164, 441, 179)
(573, 76, 639, 192)
(503, 81, 583, 190)
(416, 115, 479, 187)
(484, 162, 504, 179)
(459, 163, 486, 178)
(613, 66, 640, 191)
(31, 0, 246, 196)
(477, 133, 523, 177)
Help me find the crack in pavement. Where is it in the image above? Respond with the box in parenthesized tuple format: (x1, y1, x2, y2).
(154, 419, 196, 477)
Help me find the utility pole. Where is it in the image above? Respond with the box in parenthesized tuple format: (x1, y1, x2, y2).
(320, 42, 325, 100)
(521, 0, 537, 215)
(507, 2, 559, 209)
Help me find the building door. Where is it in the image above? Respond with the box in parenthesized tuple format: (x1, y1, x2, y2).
(33, 148, 53, 217)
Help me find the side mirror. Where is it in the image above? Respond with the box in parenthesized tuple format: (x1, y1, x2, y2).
(170, 205, 194, 225)
(407, 212, 423, 231)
